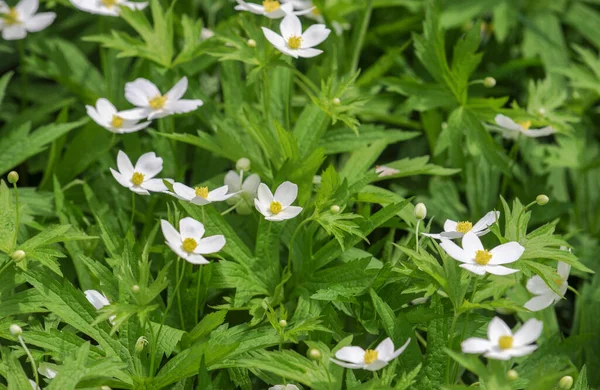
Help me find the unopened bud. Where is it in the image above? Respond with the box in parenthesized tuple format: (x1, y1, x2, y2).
(236, 157, 251, 172)
(9, 324, 22, 336)
(332, 97, 341, 106)
(538, 107, 546, 116)
(414, 203, 427, 220)
(135, 336, 148, 353)
(132, 285, 140, 293)
(11, 250, 25, 262)
(441, 122, 448, 129)
(101, 387, 112, 390)
(483, 77, 496, 88)
(278, 319, 288, 328)
(536, 194, 549, 206)
(8, 171, 19, 184)
(558, 376, 573, 390)
(506, 369, 519, 381)
(308, 348, 322, 360)
(330, 205, 340, 214)
(247, 39, 257, 48)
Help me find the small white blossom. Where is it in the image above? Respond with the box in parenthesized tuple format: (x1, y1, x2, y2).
(423, 211, 500, 240)
(0, 0, 56, 40)
(84, 289, 115, 323)
(269, 385, 299, 390)
(254, 181, 302, 221)
(121, 77, 203, 120)
(524, 262, 570, 311)
(224, 171, 260, 206)
(262, 14, 330, 58)
(110, 151, 167, 195)
(235, 0, 313, 19)
(86, 98, 151, 134)
(172, 182, 238, 206)
(161, 217, 225, 265)
(331, 337, 411, 371)
(440, 231, 524, 276)
(200, 27, 214, 40)
(462, 317, 542, 360)
(29, 380, 40, 390)
(494, 114, 556, 138)
(38, 364, 57, 379)
(70, 0, 147, 16)
(375, 165, 399, 177)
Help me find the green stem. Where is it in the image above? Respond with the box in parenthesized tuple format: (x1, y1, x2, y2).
(220, 199, 243, 216)
(445, 313, 459, 384)
(415, 219, 421, 254)
(201, 206, 206, 224)
(11, 182, 19, 252)
(129, 192, 136, 234)
(194, 266, 203, 323)
(19, 336, 38, 388)
(176, 260, 185, 330)
(291, 68, 319, 96)
(453, 276, 481, 382)
(17, 39, 28, 109)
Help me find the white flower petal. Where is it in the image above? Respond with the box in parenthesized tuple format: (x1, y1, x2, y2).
(166, 240, 189, 259)
(119, 107, 151, 120)
(524, 293, 555, 311)
(24, 12, 55, 32)
(374, 338, 394, 361)
(95, 98, 117, 118)
(507, 345, 538, 357)
(483, 350, 513, 360)
(3, 25, 27, 40)
(125, 78, 160, 107)
(122, 1, 148, 10)
(16, 0, 38, 16)
(495, 114, 522, 132)
(84, 290, 109, 310)
(161, 220, 180, 246)
(297, 48, 323, 58)
(484, 265, 518, 275)
(173, 183, 196, 201)
(165, 76, 188, 102)
(143, 178, 167, 192)
(257, 183, 274, 204)
(459, 263, 488, 275)
(116, 150, 134, 177)
(334, 346, 366, 364)
(526, 275, 549, 295)
(196, 235, 226, 254)
(301, 24, 330, 48)
(280, 14, 302, 40)
(364, 360, 389, 371)
(488, 317, 512, 344)
(523, 126, 555, 138)
(110, 168, 132, 188)
(557, 261, 571, 280)
(472, 211, 500, 233)
(134, 152, 163, 179)
(443, 219, 458, 232)
(461, 337, 492, 354)
(273, 181, 298, 207)
(512, 319, 543, 347)
(390, 338, 411, 359)
(167, 99, 203, 114)
(186, 254, 210, 265)
(277, 205, 302, 220)
(242, 173, 261, 196)
(86, 105, 108, 128)
(462, 231, 484, 255)
(489, 242, 524, 265)
(262, 26, 286, 48)
(329, 358, 365, 369)
(179, 217, 205, 240)
(224, 171, 241, 192)
(440, 239, 469, 263)
(439, 231, 465, 239)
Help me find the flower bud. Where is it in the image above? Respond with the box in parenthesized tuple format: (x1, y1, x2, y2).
(132, 285, 140, 293)
(332, 97, 341, 106)
(247, 39, 257, 48)
(236, 157, 251, 172)
(483, 77, 496, 88)
(9, 324, 22, 336)
(506, 369, 519, 381)
(330, 205, 340, 214)
(308, 348, 322, 360)
(7, 171, 19, 184)
(135, 336, 148, 353)
(441, 122, 448, 129)
(536, 194, 549, 206)
(414, 203, 427, 220)
(11, 250, 25, 262)
(236, 202, 252, 215)
(278, 319, 288, 328)
(101, 387, 112, 390)
(558, 376, 573, 390)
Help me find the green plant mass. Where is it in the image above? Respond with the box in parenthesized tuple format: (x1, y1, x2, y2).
(1, 0, 599, 389)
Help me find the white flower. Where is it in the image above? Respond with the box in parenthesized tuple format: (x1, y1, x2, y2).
(254, 181, 302, 221)
(440, 231, 524, 276)
(29, 380, 40, 390)
(0, 0, 56, 40)
(38, 364, 57, 379)
(224, 170, 260, 206)
(161, 217, 225, 265)
(121, 77, 203, 120)
(524, 261, 570, 311)
(461, 317, 542, 360)
(423, 211, 500, 240)
(200, 27, 214, 40)
(262, 14, 330, 58)
(375, 165, 399, 177)
(86, 98, 151, 134)
(269, 385, 299, 390)
(235, 0, 313, 19)
(331, 337, 411, 371)
(84, 289, 115, 323)
(110, 150, 167, 195)
(70, 0, 147, 16)
(172, 182, 238, 206)
(494, 114, 556, 138)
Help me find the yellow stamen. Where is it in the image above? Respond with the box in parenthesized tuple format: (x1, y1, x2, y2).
(475, 250, 492, 265)
(288, 35, 302, 49)
(262, 0, 280, 12)
(195, 186, 209, 198)
(149, 95, 168, 109)
(498, 335, 513, 350)
(553, 274, 563, 286)
(363, 350, 378, 365)
(182, 238, 197, 253)
(517, 120, 531, 131)
(131, 172, 145, 186)
(101, 0, 118, 7)
(111, 115, 125, 128)
(456, 221, 473, 233)
(2, 8, 20, 26)
(312, 7, 321, 16)
(270, 201, 282, 214)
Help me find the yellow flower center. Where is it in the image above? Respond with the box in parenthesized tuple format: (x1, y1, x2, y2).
(101, 0, 118, 7)
(553, 274, 563, 286)
(363, 349, 378, 365)
(456, 221, 473, 233)
(2, 8, 20, 25)
(312, 7, 322, 16)
(262, 0, 280, 12)
(182, 238, 198, 253)
(111, 115, 125, 128)
(498, 335, 513, 350)
(288, 35, 302, 49)
(269, 201, 283, 214)
(149, 95, 167, 109)
(195, 186, 209, 198)
(131, 172, 145, 186)
(517, 120, 531, 131)
(475, 250, 492, 265)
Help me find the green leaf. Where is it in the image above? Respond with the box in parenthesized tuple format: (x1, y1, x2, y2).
(0, 71, 13, 107)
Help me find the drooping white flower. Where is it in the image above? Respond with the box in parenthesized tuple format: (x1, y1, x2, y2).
(86, 98, 151, 134)
(423, 211, 500, 240)
(161, 217, 225, 265)
(375, 165, 399, 177)
(524, 262, 570, 312)
(0, 0, 56, 40)
(84, 289, 115, 323)
(262, 14, 330, 58)
(494, 114, 556, 138)
(29, 380, 40, 390)
(331, 337, 411, 371)
(110, 150, 167, 195)
(70, 0, 147, 16)
(254, 181, 302, 221)
(461, 317, 542, 360)
(172, 182, 238, 206)
(121, 77, 203, 120)
(224, 170, 260, 207)
(38, 364, 57, 379)
(269, 385, 299, 390)
(440, 231, 524, 276)
(235, 0, 313, 19)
